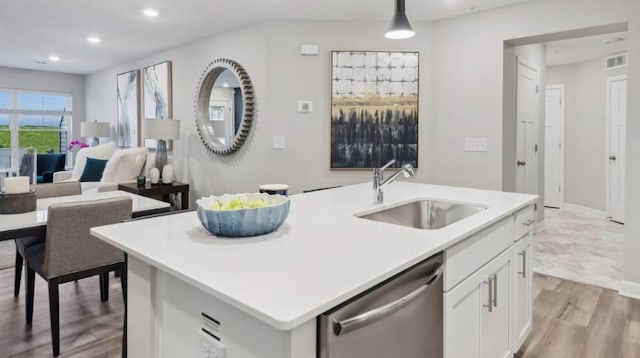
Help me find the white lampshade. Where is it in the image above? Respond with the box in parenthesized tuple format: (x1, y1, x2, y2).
(143, 119, 181, 140)
(81, 121, 111, 138)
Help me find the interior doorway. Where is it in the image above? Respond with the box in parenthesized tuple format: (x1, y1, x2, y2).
(503, 23, 629, 291)
(607, 75, 627, 224)
(544, 85, 565, 208)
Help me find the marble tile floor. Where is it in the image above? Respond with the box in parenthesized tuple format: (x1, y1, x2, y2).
(534, 207, 624, 291)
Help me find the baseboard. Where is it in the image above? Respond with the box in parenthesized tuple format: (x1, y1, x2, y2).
(563, 203, 607, 218)
(534, 220, 545, 233)
(620, 280, 640, 299)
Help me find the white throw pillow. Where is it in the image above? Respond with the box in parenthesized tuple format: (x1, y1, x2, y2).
(71, 142, 117, 181)
(101, 147, 148, 183)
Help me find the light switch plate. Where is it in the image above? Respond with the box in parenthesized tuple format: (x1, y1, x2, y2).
(200, 330, 226, 358)
(298, 101, 313, 113)
(272, 136, 286, 149)
(300, 44, 319, 56)
(464, 138, 488, 152)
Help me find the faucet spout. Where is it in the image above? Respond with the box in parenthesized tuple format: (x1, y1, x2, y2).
(373, 162, 416, 204)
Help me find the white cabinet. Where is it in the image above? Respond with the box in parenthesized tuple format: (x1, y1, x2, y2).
(513, 232, 533, 350)
(445, 248, 513, 358)
(444, 204, 535, 358)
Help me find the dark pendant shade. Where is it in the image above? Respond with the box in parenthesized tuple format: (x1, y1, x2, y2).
(385, 0, 415, 39)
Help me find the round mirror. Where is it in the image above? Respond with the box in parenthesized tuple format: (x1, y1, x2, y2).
(195, 59, 255, 155)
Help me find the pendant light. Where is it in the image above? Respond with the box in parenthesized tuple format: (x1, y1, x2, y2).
(385, 0, 415, 39)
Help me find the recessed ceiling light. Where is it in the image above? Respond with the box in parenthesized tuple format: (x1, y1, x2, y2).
(222, 82, 230, 88)
(48, 55, 60, 62)
(87, 36, 101, 44)
(604, 37, 625, 45)
(142, 8, 159, 17)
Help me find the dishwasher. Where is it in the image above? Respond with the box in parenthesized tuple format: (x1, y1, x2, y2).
(318, 253, 444, 358)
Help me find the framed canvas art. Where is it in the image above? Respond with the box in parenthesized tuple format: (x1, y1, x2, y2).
(143, 60, 173, 149)
(330, 51, 419, 169)
(116, 69, 140, 147)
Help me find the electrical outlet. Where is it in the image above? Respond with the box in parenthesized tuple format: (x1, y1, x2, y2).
(272, 136, 286, 149)
(200, 330, 226, 358)
(464, 138, 488, 152)
(298, 100, 313, 113)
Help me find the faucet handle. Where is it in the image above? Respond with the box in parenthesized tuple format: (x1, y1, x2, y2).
(380, 159, 396, 171)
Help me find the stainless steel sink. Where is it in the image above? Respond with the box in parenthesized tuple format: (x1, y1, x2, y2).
(357, 200, 486, 230)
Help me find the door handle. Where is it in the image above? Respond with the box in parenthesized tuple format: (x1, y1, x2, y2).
(492, 274, 498, 308)
(519, 251, 527, 278)
(333, 265, 443, 336)
(609, 155, 617, 161)
(517, 160, 526, 166)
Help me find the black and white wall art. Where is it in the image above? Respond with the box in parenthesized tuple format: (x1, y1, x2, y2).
(331, 51, 419, 169)
(116, 69, 140, 147)
(143, 61, 173, 149)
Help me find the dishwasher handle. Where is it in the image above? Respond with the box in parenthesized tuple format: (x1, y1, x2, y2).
(333, 265, 443, 336)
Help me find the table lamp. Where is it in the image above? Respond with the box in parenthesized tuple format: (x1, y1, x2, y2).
(81, 121, 111, 146)
(143, 119, 180, 172)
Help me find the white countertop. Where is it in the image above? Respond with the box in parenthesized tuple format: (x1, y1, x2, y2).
(0, 190, 170, 233)
(91, 182, 537, 330)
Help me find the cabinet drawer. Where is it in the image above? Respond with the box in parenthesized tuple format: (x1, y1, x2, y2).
(514, 205, 535, 240)
(444, 217, 514, 291)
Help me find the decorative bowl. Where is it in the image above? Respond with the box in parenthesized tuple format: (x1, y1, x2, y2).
(196, 193, 290, 238)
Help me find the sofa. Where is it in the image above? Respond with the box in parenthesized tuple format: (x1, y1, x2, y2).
(53, 142, 156, 193)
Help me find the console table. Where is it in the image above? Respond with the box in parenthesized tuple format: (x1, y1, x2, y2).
(118, 182, 190, 210)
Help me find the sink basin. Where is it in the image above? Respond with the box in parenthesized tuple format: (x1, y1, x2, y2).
(357, 199, 486, 230)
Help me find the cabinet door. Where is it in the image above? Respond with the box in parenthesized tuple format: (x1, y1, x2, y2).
(482, 250, 513, 358)
(444, 270, 483, 358)
(513, 233, 533, 350)
(445, 248, 513, 358)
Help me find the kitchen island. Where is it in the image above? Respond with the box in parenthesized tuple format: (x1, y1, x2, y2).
(91, 182, 537, 358)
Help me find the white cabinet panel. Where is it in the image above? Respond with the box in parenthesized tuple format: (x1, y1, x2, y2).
(445, 248, 513, 358)
(513, 232, 533, 350)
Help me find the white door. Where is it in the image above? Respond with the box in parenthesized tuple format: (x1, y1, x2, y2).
(544, 86, 564, 208)
(516, 59, 539, 196)
(608, 76, 627, 223)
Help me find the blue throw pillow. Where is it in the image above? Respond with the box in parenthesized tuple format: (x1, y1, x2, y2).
(79, 157, 109, 182)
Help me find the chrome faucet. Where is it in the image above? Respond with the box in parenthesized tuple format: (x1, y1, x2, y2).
(373, 160, 416, 204)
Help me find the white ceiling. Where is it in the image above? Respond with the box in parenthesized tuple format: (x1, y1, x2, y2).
(0, 0, 535, 75)
(546, 32, 628, 66)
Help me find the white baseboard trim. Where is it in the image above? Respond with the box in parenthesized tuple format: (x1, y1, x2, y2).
(620, 280, 640, 299)
(563, 203, 607, 218)
(535, 220, 545, 233)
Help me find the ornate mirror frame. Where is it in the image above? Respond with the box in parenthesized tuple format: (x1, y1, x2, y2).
(195, 58, 255, 155)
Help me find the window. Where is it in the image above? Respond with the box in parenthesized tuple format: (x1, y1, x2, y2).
(0, 89, 73, 171)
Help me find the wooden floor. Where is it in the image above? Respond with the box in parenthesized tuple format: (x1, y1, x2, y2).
(1, 266, 639, 358)
(0, 267, 123, 358)
(516, 274, 640, 358)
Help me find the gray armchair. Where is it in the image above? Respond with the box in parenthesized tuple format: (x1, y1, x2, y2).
(14, 182, 82, 297)
(23, 196, 132, 357)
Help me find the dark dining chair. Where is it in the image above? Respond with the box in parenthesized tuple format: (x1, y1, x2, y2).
(14, 182, 82, 297)
(23, 196, 132, 356)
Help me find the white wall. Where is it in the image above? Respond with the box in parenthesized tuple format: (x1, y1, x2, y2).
(0, 66, 85, 140)
(85, 21, 433, 200)
(430, 0, 640, 287)
(547, 56, 627, 211)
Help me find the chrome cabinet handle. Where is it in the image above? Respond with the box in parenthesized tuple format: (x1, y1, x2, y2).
(483, 275, 497, 312)
(519, 251, 527, 278)
(609, 155, 617, 161)
(517, 160, 526, 166)
(492, 274, 498, 308)
(333, 265, 443, 336)
(523, 219, 535, 227)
